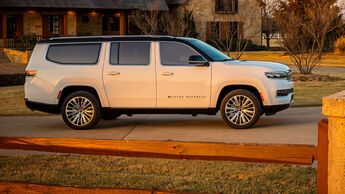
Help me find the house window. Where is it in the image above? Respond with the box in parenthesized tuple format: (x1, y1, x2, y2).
(43, 15, 64, 38)
(215, 0, 238, 14)
(102, 16, 120, 35)
(5, 15, 23, 38)
(230, 22, 239, 39)
(47, 16, 62, 35)
(210, 22, 219, 40)
(207, 21, 241, 40)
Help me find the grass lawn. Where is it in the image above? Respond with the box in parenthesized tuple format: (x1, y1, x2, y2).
(0, 86, 50, 116)
(0, 154, 317, 193)
(1, 72, 344, 116)
(238, 51, 345, 68)
(292, 72, 345, 107)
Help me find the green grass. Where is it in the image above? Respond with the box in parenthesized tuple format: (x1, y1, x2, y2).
(0, 154, 317, 193)
(238, 51, 345, 68)
(292, 72, 345, 107)
(0, 86, 50, 116)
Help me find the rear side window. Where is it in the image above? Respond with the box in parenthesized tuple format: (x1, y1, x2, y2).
(110, 42, 150, 65)
(46, 43, 101, 64)
(160, 42, 200, 65)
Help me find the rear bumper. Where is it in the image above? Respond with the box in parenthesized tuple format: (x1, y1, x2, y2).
(25, 99, 60, 114)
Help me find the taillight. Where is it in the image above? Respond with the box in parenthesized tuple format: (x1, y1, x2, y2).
(25, 70, 37, 77)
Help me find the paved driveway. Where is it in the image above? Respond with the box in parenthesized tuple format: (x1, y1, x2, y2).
(0, 107, 325, 153)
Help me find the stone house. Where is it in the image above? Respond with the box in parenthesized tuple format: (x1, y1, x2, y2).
(168, 0, 264, 45)
(0, 0, 263, 48)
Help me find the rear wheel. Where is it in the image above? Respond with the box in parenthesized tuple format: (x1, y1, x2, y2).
(61, 91, 101, 130)
(220, 89, 261, 129)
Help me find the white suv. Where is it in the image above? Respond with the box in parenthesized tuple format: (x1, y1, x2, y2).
(25, 36, 294, 129)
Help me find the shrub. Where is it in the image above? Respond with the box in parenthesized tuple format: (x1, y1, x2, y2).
(15, 34, 37, 51)
(334, 36, 345, 53)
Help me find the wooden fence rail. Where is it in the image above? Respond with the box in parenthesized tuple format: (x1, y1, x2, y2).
(0, 119, 329, 193)
(0, 136, 316, 165)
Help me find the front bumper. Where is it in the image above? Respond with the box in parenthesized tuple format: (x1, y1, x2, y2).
(25, 99, 60, 114)
(263, 92, 294, 115)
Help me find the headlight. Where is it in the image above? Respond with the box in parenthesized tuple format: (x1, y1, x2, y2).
(265, 70, 291, 79)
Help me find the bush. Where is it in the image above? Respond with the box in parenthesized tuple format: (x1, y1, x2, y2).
(334, 36, 345, 53)
(15, 34, 37, 51)
(206, 39, 267, 52)
(0, 74, 25, 86)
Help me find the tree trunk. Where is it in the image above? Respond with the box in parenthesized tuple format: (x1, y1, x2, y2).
(266, 37, 270, 48)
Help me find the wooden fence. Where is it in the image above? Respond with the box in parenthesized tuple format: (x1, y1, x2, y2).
(0, 119, 329, 194)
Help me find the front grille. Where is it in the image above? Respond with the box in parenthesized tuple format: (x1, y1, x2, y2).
(277, 88, 294, 96)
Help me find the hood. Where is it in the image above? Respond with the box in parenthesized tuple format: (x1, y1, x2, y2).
(225, 60, 290, 72)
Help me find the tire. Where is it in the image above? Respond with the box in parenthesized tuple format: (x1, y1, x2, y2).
(220, 89, 262, 129)
(61, 91, 101, 130)
(101, 113, 121, 120)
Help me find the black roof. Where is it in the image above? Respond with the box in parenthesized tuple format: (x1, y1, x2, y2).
(0, 0, 169, 10)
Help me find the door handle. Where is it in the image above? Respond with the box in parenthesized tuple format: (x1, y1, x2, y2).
(108, 71, 120, 76)
(160, 72, 174, 76)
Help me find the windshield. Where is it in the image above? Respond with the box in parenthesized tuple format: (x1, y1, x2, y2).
(185, 39, 232, 61)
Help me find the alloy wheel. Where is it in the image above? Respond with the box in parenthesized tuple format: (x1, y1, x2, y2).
(225, 95, 255, 126)
(65, 96, 94, 126)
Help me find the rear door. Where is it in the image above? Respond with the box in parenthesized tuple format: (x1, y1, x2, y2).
(103, 41, 156, 108)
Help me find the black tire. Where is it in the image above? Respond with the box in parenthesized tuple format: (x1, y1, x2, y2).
(220, 89, 262, 129)
(61, 91, 101, 130)
(101, 113, 121, 120)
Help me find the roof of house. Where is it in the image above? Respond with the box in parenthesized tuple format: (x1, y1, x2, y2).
(165, 0, 187, 5)
(0, 0, 169, 10)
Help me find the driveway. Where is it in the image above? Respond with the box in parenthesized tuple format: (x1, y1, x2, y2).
(0, 107, 326, 155)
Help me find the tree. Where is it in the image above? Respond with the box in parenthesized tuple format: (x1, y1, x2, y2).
(159, 8, 198, 37)
(261, 0, 279, 48)
(275, 0, 344, 74)
(130, 0, 161, 35)
(130, 1, 198, 37)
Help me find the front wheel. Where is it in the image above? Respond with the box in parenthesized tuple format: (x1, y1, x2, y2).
(220, 89, 262, 129)
(61, 91, 101, 130)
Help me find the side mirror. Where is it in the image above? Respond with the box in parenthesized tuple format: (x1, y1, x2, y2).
(188, 55, 208, 65)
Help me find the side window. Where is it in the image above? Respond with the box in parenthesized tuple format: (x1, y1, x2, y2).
(160, 42, 202, 65)
(110, 42, 150, 65)
(110, 43, 119, 64)
(46, 43, 101, 64)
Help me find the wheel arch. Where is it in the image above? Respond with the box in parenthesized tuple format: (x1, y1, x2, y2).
(215, 85, 264, 111)
(58, 86, 102, 110)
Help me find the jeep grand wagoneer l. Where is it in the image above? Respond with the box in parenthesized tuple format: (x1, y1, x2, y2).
(25, 36, 294, 129)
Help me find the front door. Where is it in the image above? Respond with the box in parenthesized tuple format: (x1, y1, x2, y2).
(103, 41, 156, 108)
(156, 41, 211, 108)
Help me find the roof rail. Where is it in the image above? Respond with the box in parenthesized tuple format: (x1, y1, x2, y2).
(50, 35, 175, 40)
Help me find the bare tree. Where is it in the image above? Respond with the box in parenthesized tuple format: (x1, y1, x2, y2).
(261, 0, 279, 48)
(211, 0, 262, 59)
(160, 9, 192, 37)
(276, 0, 344, 74)
(130, 1, 197, 37)
(130, 0, 161, 35)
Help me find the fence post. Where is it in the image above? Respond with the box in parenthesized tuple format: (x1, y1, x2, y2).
(317, 119, 328, 194)
(322, 91, 345, 193)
